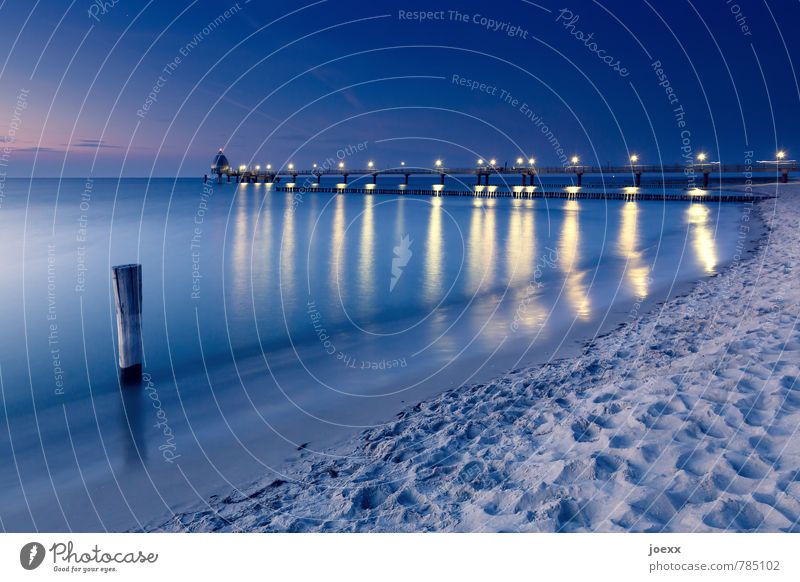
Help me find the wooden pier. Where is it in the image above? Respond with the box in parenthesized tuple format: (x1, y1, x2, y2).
(206, 150, 792, 202)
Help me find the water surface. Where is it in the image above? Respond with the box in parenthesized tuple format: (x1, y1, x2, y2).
(0, 177, 750, 531)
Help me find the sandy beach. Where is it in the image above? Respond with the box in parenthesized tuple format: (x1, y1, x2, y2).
(151, 183, 799, 533)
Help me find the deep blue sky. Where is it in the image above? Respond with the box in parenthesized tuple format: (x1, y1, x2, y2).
(0, 0, 797, 176)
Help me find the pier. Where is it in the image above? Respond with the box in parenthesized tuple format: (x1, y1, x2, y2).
(205, 150, 793, 202)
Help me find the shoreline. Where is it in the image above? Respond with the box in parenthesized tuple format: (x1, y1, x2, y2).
(150, 184, 798, 533)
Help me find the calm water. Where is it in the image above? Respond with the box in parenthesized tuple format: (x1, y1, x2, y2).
(0, 177, 750, 531)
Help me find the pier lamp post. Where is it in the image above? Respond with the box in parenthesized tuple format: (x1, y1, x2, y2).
(777, 150, 789, 182)
(338, 162, 344, 169)
(570, 156, 583, 186)
(516, 157, 524, 166)
(400, 161, 406, 166)
(435, 159, 445, 186)
(288, 163, 295, 170)
(695, 152, 711, 187)
(629, 154, 641, 187)
(368, 161, 374, 169)
(526, 157, 537, 187)
(489, 158, 497, 167)
(476, 159, 486, 186)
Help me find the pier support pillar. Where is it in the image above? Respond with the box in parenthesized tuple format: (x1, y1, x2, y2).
(112, 264, 143, 382)
(521, 173, 527, 186)
(476, 173, 482, 186)
(702, 170, 710, 188)
(343, 173, 348, 184)
(217, 173, 222, 184)
(372, 173, 378, 185)
(576, 171, 583, 187)
(317, 173, 322, 184)
(634, 171, 641, 187)
(782, 170, 789, 184)
(440, 172, 445, 185)
(204, 174, 208, 183)
(404, 173, 410, 185)
(291, 174, 298, 184)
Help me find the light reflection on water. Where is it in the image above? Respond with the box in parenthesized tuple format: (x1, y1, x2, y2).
(687, 203, 718, 275)
(424, 197, 444, 304)
(618, 201, 650, 299)
(559, 200, 592, 321)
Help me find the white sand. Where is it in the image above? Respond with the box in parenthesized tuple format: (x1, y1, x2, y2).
(153, 183, 800, 532)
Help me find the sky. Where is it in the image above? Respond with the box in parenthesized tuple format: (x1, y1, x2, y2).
(0, 0, 797, 177)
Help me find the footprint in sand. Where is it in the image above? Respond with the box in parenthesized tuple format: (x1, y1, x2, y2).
(702, 499, 765, 531)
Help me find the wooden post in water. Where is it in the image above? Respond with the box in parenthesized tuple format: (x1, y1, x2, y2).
(112, 264, 143, 381)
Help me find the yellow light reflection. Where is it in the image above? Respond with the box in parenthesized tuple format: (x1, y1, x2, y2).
(425, 197, 443, 303)
(617, 202, 649, 299)
(559, 200, 591, 320)
(231, 191, 249, 315)
(280, 194, 295, 298)
(252, 190, 272, 306)
(467, 203, 484, 293)
(687, 204, 718, 275)
(330, 194, 346, 294)
(358, 196, 375, 307)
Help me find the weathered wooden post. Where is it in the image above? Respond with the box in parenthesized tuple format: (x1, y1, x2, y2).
(112, 264, 143, 381)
